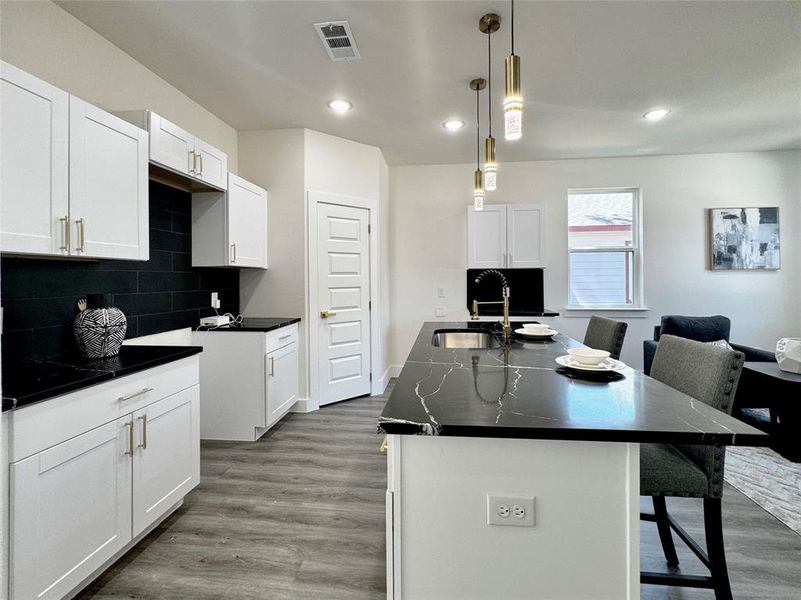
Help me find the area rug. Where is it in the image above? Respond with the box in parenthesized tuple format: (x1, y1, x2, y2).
(725, 445, 801, 536)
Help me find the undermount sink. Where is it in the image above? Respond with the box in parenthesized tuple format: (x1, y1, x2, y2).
(431, 329, 500, 349)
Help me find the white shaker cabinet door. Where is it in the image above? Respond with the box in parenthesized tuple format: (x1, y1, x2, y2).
(227, 173, 268, 268)
(467, 205, 507, 268)
(148, 112, 196, 177)
(10, 416, 133, 600)
(266, 342, 299, 426)
(132, 385, 200, 536)
(507, 203, 544, 267)
(69, 96, 149, 260)
(194, 137, 228, 190)
(0, 61, 69, 256)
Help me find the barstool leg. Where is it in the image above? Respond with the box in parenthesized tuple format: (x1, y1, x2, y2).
(704, 497, 732, 600)
(652, 496, 680, 567)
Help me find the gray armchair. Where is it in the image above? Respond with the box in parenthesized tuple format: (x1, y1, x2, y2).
(643, 315, 774, 375)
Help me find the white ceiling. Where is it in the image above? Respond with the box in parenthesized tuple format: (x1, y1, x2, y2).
(57, 0, 801, 166)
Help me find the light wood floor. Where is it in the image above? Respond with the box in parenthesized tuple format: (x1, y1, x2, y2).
(79, 384, 801, 599)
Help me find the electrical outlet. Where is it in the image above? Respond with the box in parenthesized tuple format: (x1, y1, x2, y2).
(435, 306, 446, 317)
(437, 286, 446, 298)
(210, 292, 220, 309)
(487, 495, 535, 527)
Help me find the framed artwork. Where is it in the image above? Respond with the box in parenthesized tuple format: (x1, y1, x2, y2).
(709, 207, 780, 271)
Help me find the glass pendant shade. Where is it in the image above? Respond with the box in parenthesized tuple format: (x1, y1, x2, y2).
(474, 169, 485, 210)
(484, 136, 497, 191)
(504, 53, 523, 141)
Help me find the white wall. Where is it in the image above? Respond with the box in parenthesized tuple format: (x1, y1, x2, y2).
(0, 0, 238, 170)
(389, 150, 801, 369)
(238, 128, 390, 401)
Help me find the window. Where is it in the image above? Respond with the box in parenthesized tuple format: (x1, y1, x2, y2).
(567, 188, 641, 308)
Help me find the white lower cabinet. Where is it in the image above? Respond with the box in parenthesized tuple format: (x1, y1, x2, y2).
(10, 418, 132, 600)
(6, 357, 200, 600)
(197, 324, 299, 441)
(132, 386, 200, 535)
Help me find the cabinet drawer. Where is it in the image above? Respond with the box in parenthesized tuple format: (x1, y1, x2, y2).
(8, 356, 200, 462)
(266, 323, 298, 353)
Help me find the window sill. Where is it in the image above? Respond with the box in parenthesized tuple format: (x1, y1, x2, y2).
(562, 306, 651, 318)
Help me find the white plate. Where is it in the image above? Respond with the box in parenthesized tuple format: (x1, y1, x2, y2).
(515, 328, 557, 339)
(555, 355, 626, 372)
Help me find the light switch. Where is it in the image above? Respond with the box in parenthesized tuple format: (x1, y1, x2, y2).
(437, 287, 446, 298)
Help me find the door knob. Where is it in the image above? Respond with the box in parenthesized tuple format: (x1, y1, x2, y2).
(320, 310, 337, 318)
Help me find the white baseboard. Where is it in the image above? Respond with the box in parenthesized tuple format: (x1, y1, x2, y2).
(292, 397, 318, 413)
(389, 365, 403, 379)
(377, 366, 394, 394)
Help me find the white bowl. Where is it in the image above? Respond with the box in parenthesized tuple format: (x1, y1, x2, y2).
(567, 348, 611, 366)
(523, 323, 550, 334)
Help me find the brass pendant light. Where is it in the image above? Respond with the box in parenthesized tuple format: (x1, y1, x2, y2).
(480, 14, 500, 191)
(470, 78, 486, 210)
(504, 0, 522, 140)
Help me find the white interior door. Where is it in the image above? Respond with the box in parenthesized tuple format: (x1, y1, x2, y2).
(69, 96, 149, 260)
(467, 205, 507, 268)
(507, 203, 544, 267)
(0, 61, 69, 256)
(315, 202, 371, 406)
(227, 173, 267, 268)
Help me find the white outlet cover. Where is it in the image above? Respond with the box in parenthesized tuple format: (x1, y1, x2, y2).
(487, 495, 535, 527)
(435, 306, 446, 317)
(437, 287, 446, 298)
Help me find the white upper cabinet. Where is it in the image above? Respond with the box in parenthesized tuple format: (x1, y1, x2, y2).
(148, 112, 196, 176)
(507, 204, 545, 267)
(0, 62, 149, 260)
(467, 204, 545, 269)
(1, 61, 69, 255)
(467, 204, 507, 268)
(69, 97, 149, 260)
(192, 173, 268, 269)
(118, 110, 228, 191)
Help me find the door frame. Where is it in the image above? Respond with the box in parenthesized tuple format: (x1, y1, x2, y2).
(307, 191, 380, 408)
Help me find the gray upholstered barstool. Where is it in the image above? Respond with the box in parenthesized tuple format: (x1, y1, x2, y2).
(640, 335, 745, 600)
(583, 315, 628, 359)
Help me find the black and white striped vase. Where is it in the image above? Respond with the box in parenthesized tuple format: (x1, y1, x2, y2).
(73, 294, 127, 359)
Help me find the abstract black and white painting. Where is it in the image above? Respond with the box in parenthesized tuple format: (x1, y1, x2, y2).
(710, 207, 780, 270)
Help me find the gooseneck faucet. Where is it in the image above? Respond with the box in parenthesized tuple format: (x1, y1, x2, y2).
(471, 269, 512, 343)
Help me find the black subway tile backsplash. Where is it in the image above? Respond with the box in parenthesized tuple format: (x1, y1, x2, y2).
(1, 181, 239, 361)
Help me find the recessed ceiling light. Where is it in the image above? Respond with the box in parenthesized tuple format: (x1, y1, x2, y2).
(328, 99, 352, 114)
(643, 108, 670, 122)
(442, 119, 465, 131)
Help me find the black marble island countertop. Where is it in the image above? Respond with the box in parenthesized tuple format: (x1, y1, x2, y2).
(378, 321, 767, 446)
(2, 345, 203, 411)
(194, 317, 300, 332)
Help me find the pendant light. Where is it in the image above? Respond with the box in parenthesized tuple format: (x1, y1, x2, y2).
(470, 78, 486, 210)
(504, 0, 522, 140)
(480, 14, 500, 191)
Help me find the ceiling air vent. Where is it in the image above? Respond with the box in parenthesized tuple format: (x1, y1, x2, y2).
(314, 21, 361, 61)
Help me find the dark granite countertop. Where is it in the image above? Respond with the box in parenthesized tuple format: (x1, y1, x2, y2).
(2, 345, 203, 412)
(194, 317, 300, 332)
(378, 321, 767, 446)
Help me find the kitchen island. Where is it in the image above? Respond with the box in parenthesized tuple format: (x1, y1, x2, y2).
(378, 321, 766, 600)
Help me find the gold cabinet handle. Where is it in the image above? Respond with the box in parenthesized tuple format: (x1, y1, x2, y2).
(269, 356, 275, 377)
(59, 216, 70, 252)
(320, 310, 337, 319)
(198, 153, 203, 175)
(230, 243, 236, 263)
(118, 387, 153, 402)
(189, 150, 196, 173)
(124, 419, 134, 457)
(75, 218, 86, 252)
(137, 415, 147, 450)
